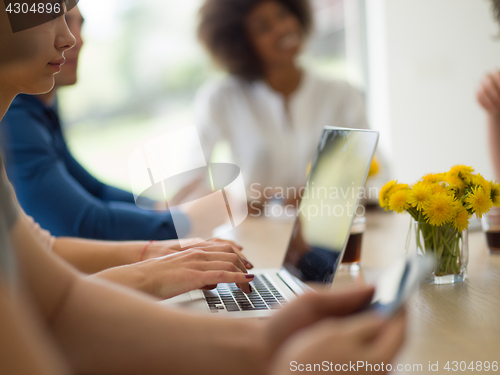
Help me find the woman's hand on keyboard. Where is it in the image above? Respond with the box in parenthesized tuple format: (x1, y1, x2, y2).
(143, 238, 253, 269)
(93, 246, 253, 299)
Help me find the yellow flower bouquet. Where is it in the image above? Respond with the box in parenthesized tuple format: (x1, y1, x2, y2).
(379, 166, 500, 283)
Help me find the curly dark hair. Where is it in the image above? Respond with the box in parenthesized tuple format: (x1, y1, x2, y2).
(197, 0, 313, 81)
(492, 0, 500, 25)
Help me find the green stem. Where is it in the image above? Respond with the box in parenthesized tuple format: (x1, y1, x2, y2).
(413, 220, 465, 276)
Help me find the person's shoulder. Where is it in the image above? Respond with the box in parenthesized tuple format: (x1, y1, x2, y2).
(1, 95, 54, 147)
(3, 95, 48, 126)
(8, 94, 46, 113)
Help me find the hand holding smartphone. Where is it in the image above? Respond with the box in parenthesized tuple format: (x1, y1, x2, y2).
(369, 254, 436, 317)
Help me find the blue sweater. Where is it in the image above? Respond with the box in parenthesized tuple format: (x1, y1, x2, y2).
(1, 94, 185, 240)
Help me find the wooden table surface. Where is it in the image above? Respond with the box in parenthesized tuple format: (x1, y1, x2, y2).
(222, 211, 500, 374)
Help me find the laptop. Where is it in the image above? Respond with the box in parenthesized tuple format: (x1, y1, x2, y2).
(160, 127, 379, 318)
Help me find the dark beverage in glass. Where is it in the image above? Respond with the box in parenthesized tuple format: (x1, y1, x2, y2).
(486, 231, 500, 253)
(340, 216, 366, 270)
(481, 208, 500, 255)
(342, 232, 363, 263)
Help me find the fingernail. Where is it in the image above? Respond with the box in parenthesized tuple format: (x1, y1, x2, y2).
(248, 285, 253, 293)
(245, 274, 255, 279)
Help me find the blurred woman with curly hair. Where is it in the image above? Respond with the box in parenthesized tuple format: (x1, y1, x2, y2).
(195, 0, 373, 209)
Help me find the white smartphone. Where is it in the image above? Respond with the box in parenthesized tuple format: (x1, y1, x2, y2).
(369, 254, 436, 317)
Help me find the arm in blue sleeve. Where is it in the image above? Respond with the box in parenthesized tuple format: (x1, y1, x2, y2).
(2, 110, 180, 241)
(65, 151, 136, 203)
(63, 149, 156, 208)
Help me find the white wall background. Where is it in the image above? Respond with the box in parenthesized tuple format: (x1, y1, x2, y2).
(365, 0, 500, 183)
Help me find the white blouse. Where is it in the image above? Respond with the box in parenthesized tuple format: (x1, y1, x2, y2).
(194, 71, 370, 194)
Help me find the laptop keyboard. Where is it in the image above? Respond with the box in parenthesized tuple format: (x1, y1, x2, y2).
(203, 275, 287, 313)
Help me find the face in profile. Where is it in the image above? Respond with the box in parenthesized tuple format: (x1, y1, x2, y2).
(245, 1, 304, 69)
(0, 1, 76, 96)
(54, 6, 84, 87)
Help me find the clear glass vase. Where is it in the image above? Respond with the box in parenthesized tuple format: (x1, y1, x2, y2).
(406, 219, 468, 284)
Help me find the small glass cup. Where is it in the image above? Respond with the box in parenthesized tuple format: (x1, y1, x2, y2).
(340, 215, 366, 271)
(481, 207, 500, 255)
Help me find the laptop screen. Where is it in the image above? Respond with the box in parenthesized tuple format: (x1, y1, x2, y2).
(282, 127, 379, 284)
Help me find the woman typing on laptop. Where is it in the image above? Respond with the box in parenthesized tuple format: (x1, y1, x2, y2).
(0, 2, 405, 374)
(1, 5, 255, 300)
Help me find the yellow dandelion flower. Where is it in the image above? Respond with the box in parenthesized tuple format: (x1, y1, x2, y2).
(490, 182, 500, 207)
(422, 173, 446, 184)
(393, 183, 409, 192)
(379, 182, 409, 210)
(388, 189, 411, 213)
(305, 161, 312, 177)
(444, 174, 465, 194)
(465, 186, 492, 218)
(430, 182, 451, 194)
(379, 180, 398, 209)
(423, 193, 460, 226)
(448, 165, 475, 186)
(453, 210, 469, 232)
(470, 174, 491, 196)
(461, 172, 477, 186)
(408, 182, 432, 211)
(448, 165, 474, 176)
(368, 158, 380, 177)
